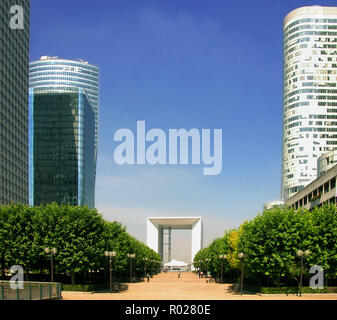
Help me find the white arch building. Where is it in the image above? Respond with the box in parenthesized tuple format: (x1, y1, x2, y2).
(146, 217, 202, 266)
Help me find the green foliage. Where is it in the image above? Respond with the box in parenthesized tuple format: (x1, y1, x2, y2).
(194, 204, 337, 287)
(193, 229, 240, 276)
(0, 204, 160, 282)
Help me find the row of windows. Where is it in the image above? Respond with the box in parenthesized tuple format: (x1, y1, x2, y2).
(285, 18, 337, 33)
(30, 66, 98, 77)
(286, 31, 337, 43)
(30, 71, 98, 82)
(286, 24, 337, 38)
(290, 178, 336, 209)
(284, 101, 309, 112)
(30, 61, 98, 72)
(284, 88, 337, 99)
(30, 76, 98, 89)
(299, 127, 337, 132)
(30, 81, 98, 95)
(308, 114, 337, 119)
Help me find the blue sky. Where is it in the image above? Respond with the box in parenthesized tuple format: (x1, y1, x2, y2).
(30, 0, 337, 261)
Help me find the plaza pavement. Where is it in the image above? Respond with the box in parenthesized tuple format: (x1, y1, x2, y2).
(61, 272, 337, 300)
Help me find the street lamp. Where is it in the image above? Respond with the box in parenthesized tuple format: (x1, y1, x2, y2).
(143, 257, 148, 278)
(297, 249, 311, 297)
(205, 258, 211, 278)
(238, 252, 245, 295)
(198, 260, 203, 277)
(219, 254, 227, 283)
(44, 247, 57, 282)
(150, 259, 155, 276)
(127, 254, 136, 283)
(105, 251, 117, 293)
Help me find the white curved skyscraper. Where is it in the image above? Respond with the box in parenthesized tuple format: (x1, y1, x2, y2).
(282, 6, 337, 200)
(29, 56, 99, 164)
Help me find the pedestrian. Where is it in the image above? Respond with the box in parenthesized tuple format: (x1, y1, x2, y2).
(147, 273, 150, 282)
(177, 271, 181, 279)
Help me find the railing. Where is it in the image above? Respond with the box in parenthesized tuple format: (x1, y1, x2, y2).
(0, 281, 62, 300)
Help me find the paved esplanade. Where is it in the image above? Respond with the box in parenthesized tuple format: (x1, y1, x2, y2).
(62, 272, 337, 300)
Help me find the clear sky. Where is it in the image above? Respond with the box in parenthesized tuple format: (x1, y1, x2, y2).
(30, 0, 337, 262)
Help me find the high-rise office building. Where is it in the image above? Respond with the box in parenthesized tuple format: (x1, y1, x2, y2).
(29, 56, 99, 166)
(282, 6, 337, 200)
(29, 87, 96, 208)
(0, 1, 30, 204)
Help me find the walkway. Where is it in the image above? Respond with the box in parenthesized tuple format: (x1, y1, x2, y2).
(62, 272, 337, 300)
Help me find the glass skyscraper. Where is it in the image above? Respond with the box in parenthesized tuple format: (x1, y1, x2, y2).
(29, 56, 99, 167)
(282, 6, 337, 200)
(0, 1, 30, 204)
(29, 87, 95, 208)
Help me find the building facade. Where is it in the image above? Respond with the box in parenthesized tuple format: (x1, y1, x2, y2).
(0, 1, 30, 204)
(285, 163, 337, 210)
(317, 150, 337, 176)
(282, 6, 337, 200)
(29, 88, 96, 208)
(29, 56, 99, 166)
(147, 217, 202, 266)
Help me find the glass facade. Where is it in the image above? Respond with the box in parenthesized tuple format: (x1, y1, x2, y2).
(282, 6, 337, 200)
(29, 57, 99, 169)
(0, 0, 30, 204)
(29, 88, 95, 208)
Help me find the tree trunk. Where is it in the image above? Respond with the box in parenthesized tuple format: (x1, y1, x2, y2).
(71, 271, 76, 285)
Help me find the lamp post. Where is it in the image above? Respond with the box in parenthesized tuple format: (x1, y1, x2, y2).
(127, 254, 136, 283)
(151, 259, 155, 276)
(219, 254, 227, 283)
(143, 258, 148, 278)
(297, 249, 311, 297)
(105, 251, 117, 293)
(44, 247, 57, 282)
(199, 260, 203, 277)
(238, 252, 245, 295)
(205, 258, 211, 278)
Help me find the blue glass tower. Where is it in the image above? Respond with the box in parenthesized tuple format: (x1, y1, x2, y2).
(29, 56, 99, 169)
(29, 87, 95, 207)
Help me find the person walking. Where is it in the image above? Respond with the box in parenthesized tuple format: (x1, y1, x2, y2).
(146, 273, 150, 282)
(177, 271, 181, 279)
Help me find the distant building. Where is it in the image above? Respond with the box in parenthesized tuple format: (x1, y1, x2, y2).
(282, 6, 337, 201)
(317, 150, 337, 176)
(263, 200, 284, 211)
(285, 163, 337, 210)
(29, 87, 95, 207)
(0, 0, 30, 204)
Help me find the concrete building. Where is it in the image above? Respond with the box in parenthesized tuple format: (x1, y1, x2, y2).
(285, 163, 337, 210)
(263, 200, 284, 211)
(29, 56, 99, 167)
(0, 1, 30, 204)
(147, 217, 202, 266)
(29, 87, 96, 207)
(282, 6, 337, 201)
(317, 150, 337, 176)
